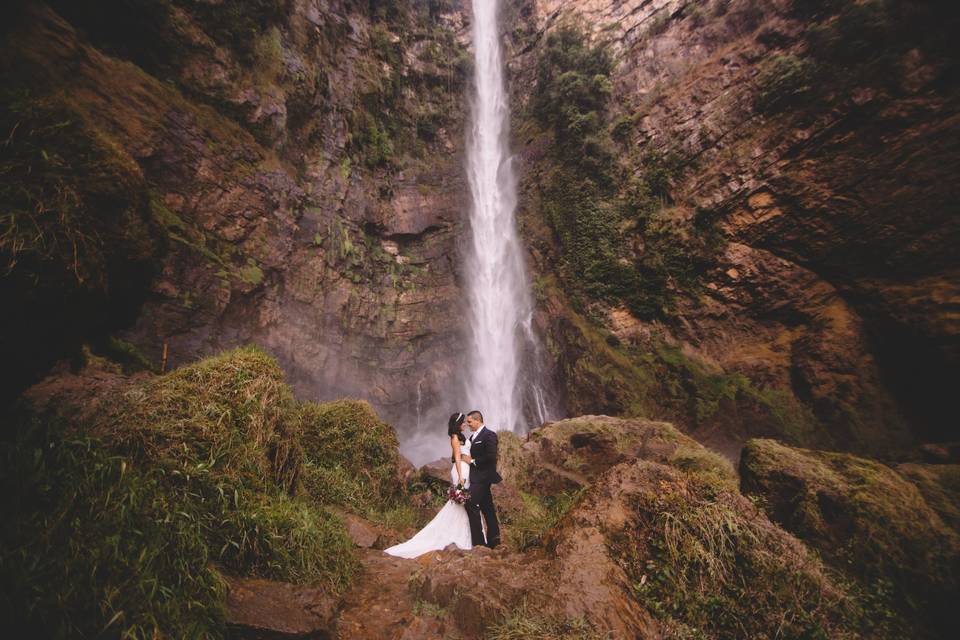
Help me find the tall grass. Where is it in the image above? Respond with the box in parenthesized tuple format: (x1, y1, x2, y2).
(612, 463, 860, 640)
(0, 346, 384, 638)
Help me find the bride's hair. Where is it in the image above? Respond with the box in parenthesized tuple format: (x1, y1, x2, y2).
(447, 412, 466, 443)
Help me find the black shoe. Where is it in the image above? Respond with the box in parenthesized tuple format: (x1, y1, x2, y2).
(487, 538, 501, 549)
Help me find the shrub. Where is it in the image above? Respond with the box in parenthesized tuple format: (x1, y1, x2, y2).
(0, 346, 368, 638)
(753, 53, 816, 113)
(298, 398, 405, 517)
(532, 24, 614, 163)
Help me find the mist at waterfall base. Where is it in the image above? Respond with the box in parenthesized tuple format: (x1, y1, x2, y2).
(398, 0, 556, 467)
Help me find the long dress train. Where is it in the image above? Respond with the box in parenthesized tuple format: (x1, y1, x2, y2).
(384, 441, 473, 558)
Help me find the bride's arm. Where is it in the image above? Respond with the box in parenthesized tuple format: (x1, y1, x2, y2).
(451, 435, 464, 486)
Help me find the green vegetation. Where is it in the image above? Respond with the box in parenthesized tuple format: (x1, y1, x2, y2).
(754, 54, 815, 113)
(487, 604, 609, 640)
(184, 0, 292, 64)
(298, 398, 408, 522)
(804, 0, 954, 92)
(0, 90, 158, 292)
(0, 83, 163, 398)
(503, 489, 586, 551)
(88, 336, 158, 374)
(530, 24, 724, 320)
(0, 346, 412, 638)
(740, 439, 960, 636)
(345, 1, 468, 168)
(640, 340, 822, 445)
(896, 463, 960, 533)
(545, 283, 823, 450)
(762, 0, 959, 117)
(612, 463, 861, 640)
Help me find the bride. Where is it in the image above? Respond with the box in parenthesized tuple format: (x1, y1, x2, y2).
(384, 412, 474, 558)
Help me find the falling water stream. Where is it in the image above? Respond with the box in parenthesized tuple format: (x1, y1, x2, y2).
(463, 0, 553, 432)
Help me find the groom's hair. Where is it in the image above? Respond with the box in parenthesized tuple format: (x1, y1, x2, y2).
(467, 410, 484, 423)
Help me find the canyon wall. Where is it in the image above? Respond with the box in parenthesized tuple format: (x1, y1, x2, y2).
(506, 0, 959, 457)
(2, 0, 957, 460)
(1, 0, 476, 450)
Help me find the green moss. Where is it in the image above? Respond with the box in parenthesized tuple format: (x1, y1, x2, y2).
(523, 416, 738, 497)
(740, 439, 960, 635)
(251, 25, 283, 87)
(611, 463, 862, 639)
(236, 258, 264, 285)
(339, 156, 352, 180)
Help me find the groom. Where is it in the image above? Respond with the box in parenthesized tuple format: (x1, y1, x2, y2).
(464, 410, 502, 548)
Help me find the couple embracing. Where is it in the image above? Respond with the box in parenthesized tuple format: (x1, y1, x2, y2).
(385, 411, 501, 558)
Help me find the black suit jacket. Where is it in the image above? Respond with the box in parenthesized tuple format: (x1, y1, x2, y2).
(469, 427, 503, 485)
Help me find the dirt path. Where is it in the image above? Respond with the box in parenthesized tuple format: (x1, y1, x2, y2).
(332, 549, 466, 640)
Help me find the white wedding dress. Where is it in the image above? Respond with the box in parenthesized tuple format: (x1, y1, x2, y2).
(384, 438, 473, 558)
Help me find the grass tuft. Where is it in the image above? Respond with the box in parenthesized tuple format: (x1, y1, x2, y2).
(487, 602, 611, 640)
(0, 346, 389, 638)
(611, 463, 861, 639)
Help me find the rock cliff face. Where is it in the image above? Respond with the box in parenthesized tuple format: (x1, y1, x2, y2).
(504, 0, 959, 455)
(2, 0, 957, 458)
(1, 0, 473, 437)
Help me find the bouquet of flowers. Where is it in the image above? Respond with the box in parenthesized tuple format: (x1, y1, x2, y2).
(448, 483, 470, 504)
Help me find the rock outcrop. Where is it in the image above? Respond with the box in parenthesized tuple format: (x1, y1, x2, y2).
(507, 0, 959, 454)
(740, 438, 960, 635)
(7, 349, 960, 638)
(1, 0, 472, 435)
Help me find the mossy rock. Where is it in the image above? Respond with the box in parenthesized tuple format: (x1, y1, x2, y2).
(520, 415, 737, 495)
(0, 346, 373, 638)
(896, 463, 960, 534)
(740, 438, 960, 634)
(494, 416, 736, 552)
(565, 459, 863, 639)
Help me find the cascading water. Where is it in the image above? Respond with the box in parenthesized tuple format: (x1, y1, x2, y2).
(463, 0, 554, 432)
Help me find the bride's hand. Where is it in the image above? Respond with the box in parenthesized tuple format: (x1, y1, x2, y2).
(460, 454, 472, 463)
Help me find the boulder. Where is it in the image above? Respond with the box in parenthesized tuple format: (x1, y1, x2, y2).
(225, 575, 337, 639)
(740, 438, 960, 631)
(334, 511, 392, 550)
(419, 457, 452, 487)
(514, 415, 737, 494)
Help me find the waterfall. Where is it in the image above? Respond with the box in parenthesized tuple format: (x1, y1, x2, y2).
(463, 0, 554, 432)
